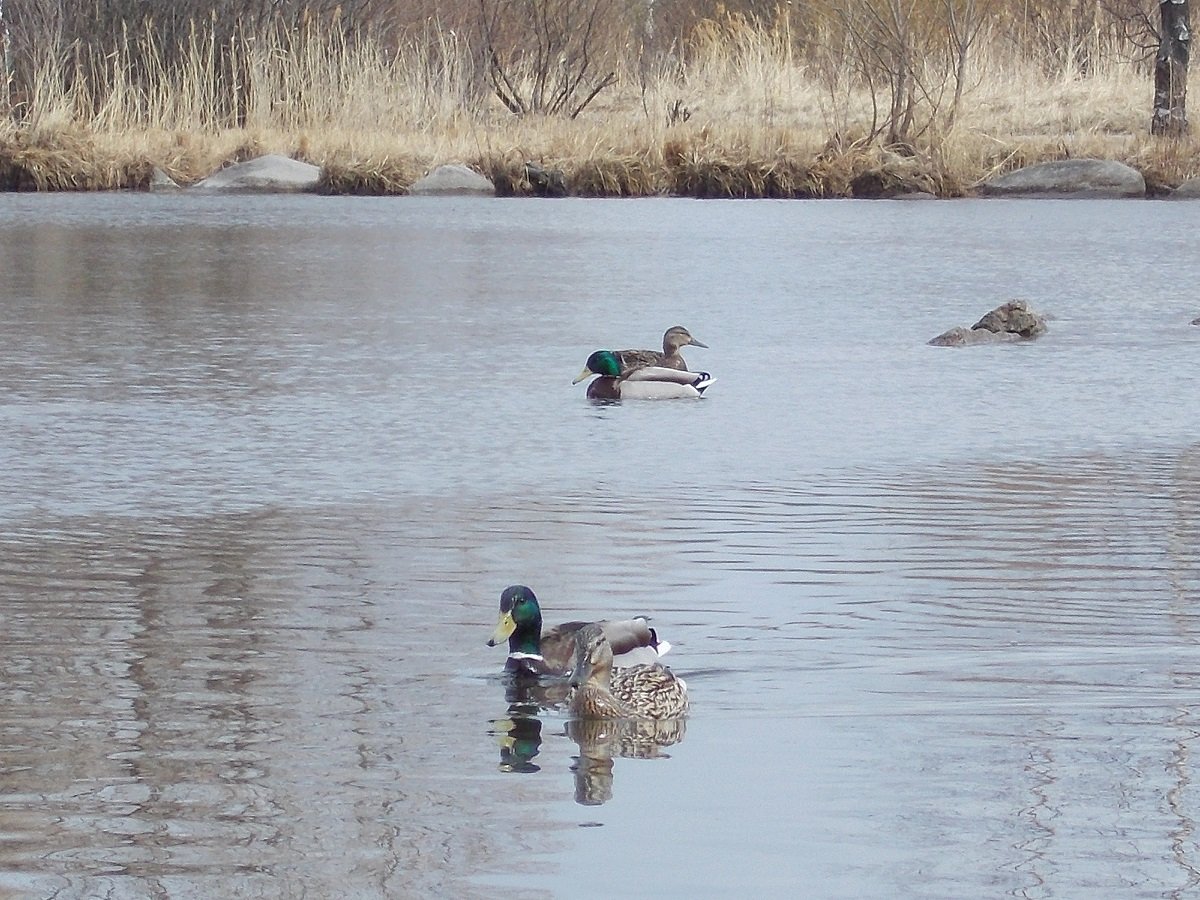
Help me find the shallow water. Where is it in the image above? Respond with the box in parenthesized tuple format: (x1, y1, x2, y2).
(2, 193, 1200, 898)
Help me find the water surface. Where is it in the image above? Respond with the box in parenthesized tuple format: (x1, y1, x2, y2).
(2, 194, 1200, 898)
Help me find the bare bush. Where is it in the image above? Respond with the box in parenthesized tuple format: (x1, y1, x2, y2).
(804, 1, 1001, 144)
(477, 0, 632, 117)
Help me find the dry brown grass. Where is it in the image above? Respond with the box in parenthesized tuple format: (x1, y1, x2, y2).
(0, 126, 153, 190)
(3, 14, 1200, 196)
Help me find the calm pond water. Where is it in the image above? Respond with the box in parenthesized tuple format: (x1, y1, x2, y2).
(2, 192, 1200, 898)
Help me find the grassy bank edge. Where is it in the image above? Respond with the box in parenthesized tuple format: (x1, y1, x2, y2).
(2, 128, 1197, 197)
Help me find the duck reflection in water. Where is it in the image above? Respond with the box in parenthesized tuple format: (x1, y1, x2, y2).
(491, 713, 544, 774)
(567, 717, 687, 805)
(490, 675, 564, 776)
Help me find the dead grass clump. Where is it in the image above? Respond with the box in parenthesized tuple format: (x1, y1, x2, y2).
(319, 154, 422, 194)
(804, 143, 865, 197)
(0, 128, 151, 190)
(857, 149, 950, 198)
(1120, 138, 1200, 194)
(958, 141, 1039, 186)
(665, 137, 818, 198)
(230, 137, 271, 164)
(569, 155, 662, 197)
(475, 151, 531, 196)
(669, 157, 812, 198)
(156, 131, 223, 184)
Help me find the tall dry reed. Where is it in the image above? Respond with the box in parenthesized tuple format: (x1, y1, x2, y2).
(2, 11, 1198, 195)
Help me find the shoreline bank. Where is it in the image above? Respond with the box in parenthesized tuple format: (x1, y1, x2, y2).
(3, 130, 1198, 198)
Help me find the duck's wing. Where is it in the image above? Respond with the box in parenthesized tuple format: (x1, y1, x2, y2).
(540, 616, 671, 672)
(656, 353, 690, 371)
(609, 664, 690, 719)
(618, 366, 715, 399)
(601, 617, 671, 666)
(622, 365, 709, 385)
(614, 348, 663, 375)
(538, 621, 592, 673)
(611, 644, 667, 667)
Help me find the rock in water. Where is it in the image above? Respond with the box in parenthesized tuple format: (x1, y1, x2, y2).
(971, 299, 1047, 338)
(929, 299, 1048, 346)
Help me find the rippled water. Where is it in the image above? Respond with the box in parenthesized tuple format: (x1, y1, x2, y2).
(2, 193, 1200, 898)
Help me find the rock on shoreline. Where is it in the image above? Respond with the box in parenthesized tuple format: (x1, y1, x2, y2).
(128, 153, 1184, 199)
(978, 159, 1145, 199)
(408, 164, 495, 196)
(192, 154, 322, 192)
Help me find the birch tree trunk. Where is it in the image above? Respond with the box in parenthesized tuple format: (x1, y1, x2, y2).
(1151, 0, 1190, 136)
(0, 0, 9, 116)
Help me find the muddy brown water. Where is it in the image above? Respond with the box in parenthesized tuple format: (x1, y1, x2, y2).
(2, 193, 1200, 898)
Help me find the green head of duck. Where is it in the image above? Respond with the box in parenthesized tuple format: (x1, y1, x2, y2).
(487, 584, 543, 656)
(572, 350, 622, 383)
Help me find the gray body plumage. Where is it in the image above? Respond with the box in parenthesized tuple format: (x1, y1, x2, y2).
(585, 365, 714, 401)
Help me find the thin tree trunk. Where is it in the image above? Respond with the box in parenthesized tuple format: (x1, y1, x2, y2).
(1151, 0, 1190, 136)
(0, 0, 9, 117)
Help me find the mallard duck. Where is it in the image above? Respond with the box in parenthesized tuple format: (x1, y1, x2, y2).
(606, 326, 708, 374)
(572, 351, 715, 400)
(568, 623, 689, 720)
(487, 585, 670, 678)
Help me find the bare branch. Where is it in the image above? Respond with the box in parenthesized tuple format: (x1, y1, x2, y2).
(473, 0, 621, 117)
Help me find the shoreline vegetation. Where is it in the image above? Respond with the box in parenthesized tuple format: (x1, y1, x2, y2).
(0, 3, 1198, 197)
